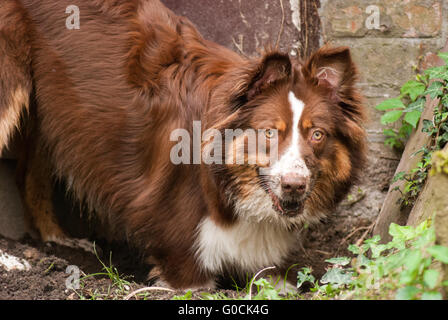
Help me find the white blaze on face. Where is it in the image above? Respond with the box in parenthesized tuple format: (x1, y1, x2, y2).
(269, 92, 311, 181)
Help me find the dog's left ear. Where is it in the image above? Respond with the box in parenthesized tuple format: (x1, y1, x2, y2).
(302, 46, 357, 101)
(246, 53, 292, 100)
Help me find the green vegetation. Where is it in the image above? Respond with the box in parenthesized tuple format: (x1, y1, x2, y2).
(376, 52, 448, 150)
(375, 52, 448, 208)
(299, 219, 448, 300)
(72, 245, 135, 300)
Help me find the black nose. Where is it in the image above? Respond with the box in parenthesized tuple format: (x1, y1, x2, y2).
(281, 173, 307, 196)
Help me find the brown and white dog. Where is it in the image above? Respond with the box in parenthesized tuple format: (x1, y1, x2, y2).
(0, 0, 366, 288)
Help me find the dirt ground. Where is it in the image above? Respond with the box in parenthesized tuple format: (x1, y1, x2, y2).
(0, 210, 372, 300)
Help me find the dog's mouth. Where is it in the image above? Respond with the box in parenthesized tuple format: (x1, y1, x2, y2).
(266, 187, 306, 217)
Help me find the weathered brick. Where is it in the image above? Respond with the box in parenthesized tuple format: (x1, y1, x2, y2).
(323, 0, 443, 38)
(329, 39, 425, 94)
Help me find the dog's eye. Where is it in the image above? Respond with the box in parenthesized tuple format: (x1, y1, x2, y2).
(265, 129, 276, 139)
(311, 130, 324, 141)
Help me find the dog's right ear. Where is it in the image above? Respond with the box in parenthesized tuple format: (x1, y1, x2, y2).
(246, 53, 292, 100)
(302, 46, 357, 102)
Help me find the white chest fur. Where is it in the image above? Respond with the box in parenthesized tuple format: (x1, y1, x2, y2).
(194, 215, 299, 274)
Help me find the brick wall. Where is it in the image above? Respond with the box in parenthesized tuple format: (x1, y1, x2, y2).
(318, 0, 448, 220)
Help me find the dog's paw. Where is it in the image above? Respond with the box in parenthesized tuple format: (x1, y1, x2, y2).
(147, 266, 171, 287)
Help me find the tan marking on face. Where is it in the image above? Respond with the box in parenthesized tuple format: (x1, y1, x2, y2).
(333, 142, 351, 181)
(275, 120, 286, 132)
(320, 142, 351, 182)
(302, 118, 313, 130)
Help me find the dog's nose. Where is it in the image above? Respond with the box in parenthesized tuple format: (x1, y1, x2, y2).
(281, 173, 307, 196)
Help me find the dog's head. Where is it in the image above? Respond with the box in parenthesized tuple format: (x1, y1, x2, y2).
(206, 46, 366, 226)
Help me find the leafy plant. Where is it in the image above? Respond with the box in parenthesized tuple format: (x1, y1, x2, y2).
(376, 51, 448, 151)
(299, 219, 448, 300)
(172, 290, 194, 300)
(376, 52, 448, 207)
(173, 268, 301, 301)
(391, 147, 432, 208)
(376, 82, 426, 150)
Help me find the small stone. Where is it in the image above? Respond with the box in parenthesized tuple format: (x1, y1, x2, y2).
(67, 292, 77, 300)
(23, 248, 40, 260)
(0, 249, 31, 271)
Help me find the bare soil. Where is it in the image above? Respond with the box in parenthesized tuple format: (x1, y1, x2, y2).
(0, 211, 372, 300)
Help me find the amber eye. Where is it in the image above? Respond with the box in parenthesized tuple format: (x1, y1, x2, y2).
(265, 129, 276, 139)
(311, 130, 324, 141)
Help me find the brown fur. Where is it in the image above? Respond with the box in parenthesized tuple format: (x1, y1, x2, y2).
(0, 0, 366, 288)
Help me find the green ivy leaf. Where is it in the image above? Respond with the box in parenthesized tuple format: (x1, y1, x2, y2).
(385, 138, 402, 149)
(385, 250, 407, 271)
(381, 110, 403, 125)
(395, 286, 419, 300)
(399, 268, 418, 285)
(423, 269, 439, 289)
(412, 227, 436, 248)
(442, 95, 448, 107)
(364, 235, 381, 246)
(172, 290, 193, 300)
(253, 278, 283, 300)
(389, 223, 417, 241)
(424, 81, 444, 99)
(421, 291, 443, 300)
(325, 257, 352, 266)
(403, 249, 421, 274)
(398, 122, 414, 137)
(405, 97, 425, 112)
(347, 244, 361, 255)
(441, 112, 448, 122)
(370, 244, 387, 259)
(437, 52, 448, 65)
(400, 80, 426, 101)
(404, 110, 421, 128)
(383, 129, 398, 137)
(320, 268, 354, 286)
(437, 132, 448, 147)
(297, 267, 316, 289)
(356, 254, 371, 268)
(422, 119, 436, 135)
(375, 98, 406, 111)
(424, 66, 448, 81)
(427, 245, 448, 264)
(392, 171, 407, 182)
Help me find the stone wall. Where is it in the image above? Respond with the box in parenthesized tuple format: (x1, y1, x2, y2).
(319, 0, 448, 222)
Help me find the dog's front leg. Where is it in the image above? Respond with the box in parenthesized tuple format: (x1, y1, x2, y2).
(15, 125, 67, 243)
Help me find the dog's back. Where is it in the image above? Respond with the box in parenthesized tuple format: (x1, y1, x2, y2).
(2, 0, 200, 219)
(0, 0, 33, 153)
